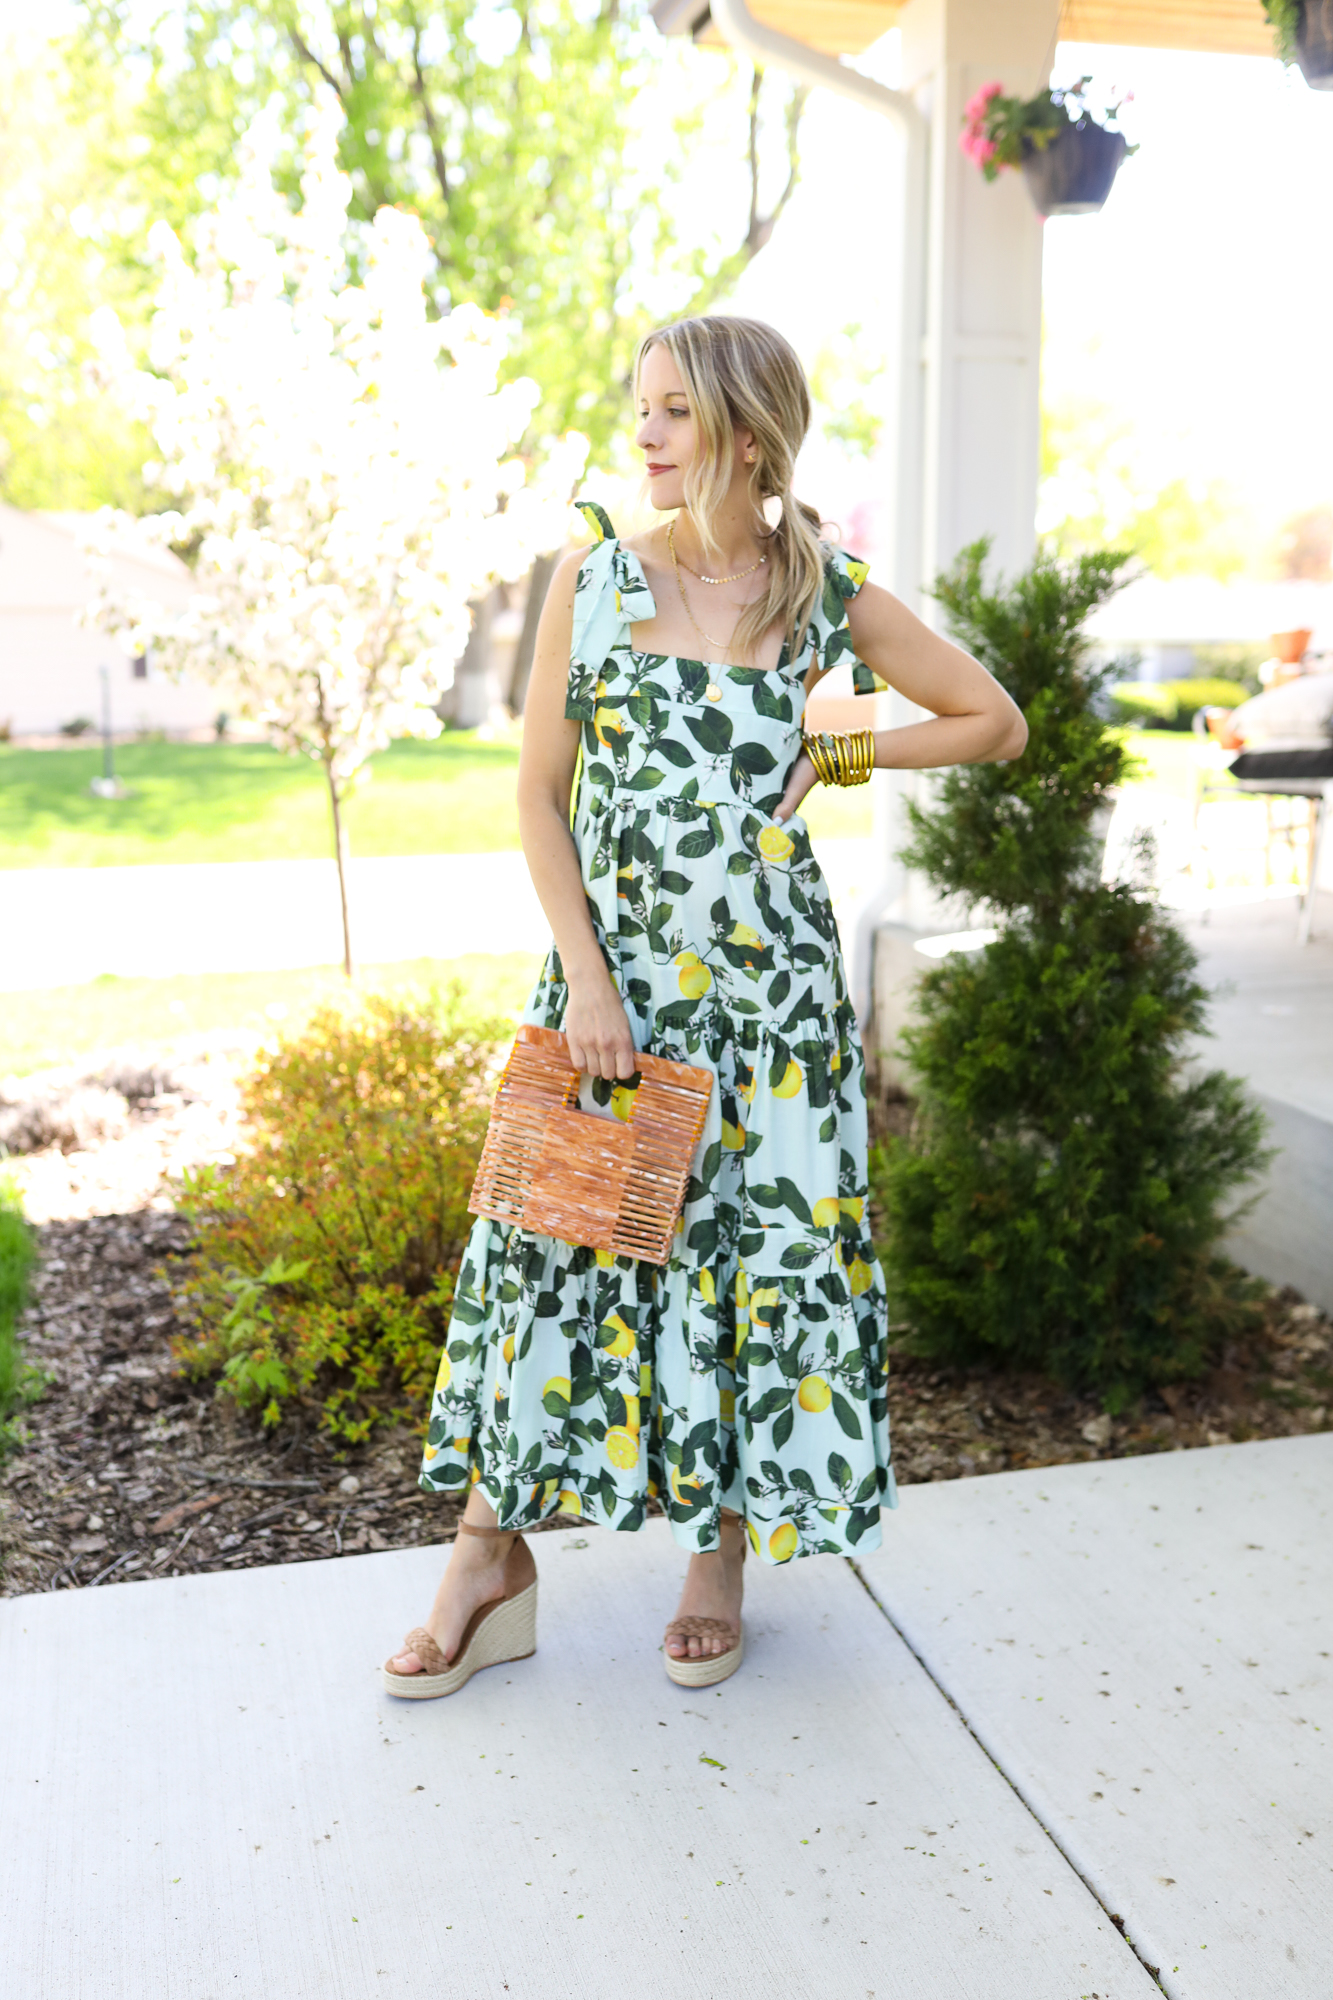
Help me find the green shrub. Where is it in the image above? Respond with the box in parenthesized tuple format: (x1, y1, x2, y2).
(173, 992, 503, 1443)
(1109, 677, 1251, 731)
(0, 1181, 43, 1458)
(873, 541, 1270, 1408)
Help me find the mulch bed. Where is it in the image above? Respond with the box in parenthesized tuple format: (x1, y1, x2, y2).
(2, 1205, 1329, 1601)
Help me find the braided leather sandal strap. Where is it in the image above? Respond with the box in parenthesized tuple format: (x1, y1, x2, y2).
(664, 1615, 739, 1647)
(396, 1626, 450, 1675)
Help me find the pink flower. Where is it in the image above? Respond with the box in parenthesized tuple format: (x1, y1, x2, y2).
(963, 80, 1003, 123)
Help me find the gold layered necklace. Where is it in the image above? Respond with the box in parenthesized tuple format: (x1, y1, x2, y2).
(666, 520, 765, 687)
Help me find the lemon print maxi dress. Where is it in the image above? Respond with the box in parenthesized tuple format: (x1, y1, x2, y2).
(420, 503, 897, 1564)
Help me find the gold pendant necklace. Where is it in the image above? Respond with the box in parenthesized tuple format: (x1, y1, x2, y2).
(667, 521, 742, 699)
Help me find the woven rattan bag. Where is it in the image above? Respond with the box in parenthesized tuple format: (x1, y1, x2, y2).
(467, 1025, 713, 1266)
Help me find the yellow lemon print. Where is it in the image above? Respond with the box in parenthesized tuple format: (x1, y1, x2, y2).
(749, 1284, 780, 1327)
(593, 706, 624, 747)
(453, 1436, 471, 1454)
(756, 824, 794, 864)
(544, 1374, 572, 1403)
(697, 1268, 716, 1305)
(830, 1045, 841, 1072)
(848, 1258, 874, 1296)
(840, 1196, 865, 1223)
(584, 510, 606, 545)
(844, 556, 870, 588)
(769, 1521, 799, 1563)
(720, 1118, 746, 1151)
(595, 1247, 616, 1268)
(434, 1351, 452, 1393)
(639, 1361, 653, 1396)
(557, 1488, 582, 1515)
(671, 1468, 703, 1505)
(616, 866, 635, 899)
(494, 1381, 505, 1400)
(606, 1425, 639, 1469)
(727, 921, 763, 948)
(746, 1519, 761, 1555)
(647, 1478, 659, 1498)
(601, 1313, 635, 1357)
(622, 1393, 641, 1433)
(811, 1196, 841, 1230)
(719, 1387, 736, 1423)
(735, 1267, 749, 1311)
(423, 1444, 438, 1462)
(797, 1375, 832, 1413)
(772, 1059, 803, 1099)
(614, 587, 622, 613)
(738, 1074, 756, 1102)
(610, 1084, 636, 1122)
(502, 1334, 515, 1365)
(675, 949, 713, 999)
(470, 1465, 481, 1485)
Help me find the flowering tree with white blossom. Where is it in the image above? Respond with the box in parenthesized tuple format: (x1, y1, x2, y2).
(92, 106, 586, 975)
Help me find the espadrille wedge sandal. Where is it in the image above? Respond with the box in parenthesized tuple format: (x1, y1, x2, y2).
(663, 1532, 745, 1688)
(381, 1523, 537, 1700)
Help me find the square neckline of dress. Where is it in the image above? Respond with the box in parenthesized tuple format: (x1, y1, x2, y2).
(617, 543, 794, 681)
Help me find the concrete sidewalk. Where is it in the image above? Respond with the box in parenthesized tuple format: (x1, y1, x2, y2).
(3, 1436, 1327, 1998)
(1184, 898, 1333, 1310)
(0, 840, 878, 992)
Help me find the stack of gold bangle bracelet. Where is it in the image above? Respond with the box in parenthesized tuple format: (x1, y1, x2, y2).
(801, 728, 875, 787)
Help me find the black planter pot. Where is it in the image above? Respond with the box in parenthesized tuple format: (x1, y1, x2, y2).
(1022, 119, 1128, 218)
(1297, 0, 1333, 88)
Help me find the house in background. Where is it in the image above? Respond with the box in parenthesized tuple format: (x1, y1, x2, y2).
(0, 504, 215, 738)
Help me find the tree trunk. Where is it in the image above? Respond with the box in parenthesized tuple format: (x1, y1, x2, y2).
(508, 552, 557, 716)
(444, 588, 499, 728)
(325, 761, 354, 979)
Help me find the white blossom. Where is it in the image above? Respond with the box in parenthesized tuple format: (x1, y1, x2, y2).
(87, 104, 585, 965)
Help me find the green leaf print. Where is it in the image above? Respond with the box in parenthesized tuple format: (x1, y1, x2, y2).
(752, 679, 791, 721)
(773, 1177, 814, 1226)
(677, 827, 717, 860)
(656, 737, 694, 767)
(685, 710, 733, 755)
(779, 1243, 821, 1271)
(543, 1385, 571, 1419)
(831, 1391, 864, 1440)
(731, 740, 777, 776)
(772, 1405, 795, 1450)
(828, 1451, 853, 1491)
(626, 767, 666, 790)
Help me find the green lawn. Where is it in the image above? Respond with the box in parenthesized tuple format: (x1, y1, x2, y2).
(0, 954, 543, 1077)
(0, 732, 872, 869)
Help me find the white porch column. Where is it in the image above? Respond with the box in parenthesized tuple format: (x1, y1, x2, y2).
(859, 0, 1058, 959)
(898, 0, 1057, 605)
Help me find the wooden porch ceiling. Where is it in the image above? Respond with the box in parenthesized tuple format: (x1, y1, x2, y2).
(654, 0, 1276, 60)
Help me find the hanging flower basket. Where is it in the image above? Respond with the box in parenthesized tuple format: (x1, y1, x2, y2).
(1265, 0, 1333, 88)
(961, 76, 1136, 219)
(1022, 119, 1128, 218)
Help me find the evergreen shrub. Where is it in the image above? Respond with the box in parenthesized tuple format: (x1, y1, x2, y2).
(874, 542, 1270, 1408)
(174, 993, 502, 1443)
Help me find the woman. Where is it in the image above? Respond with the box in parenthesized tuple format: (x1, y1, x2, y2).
(383, 314, 1025, 1696)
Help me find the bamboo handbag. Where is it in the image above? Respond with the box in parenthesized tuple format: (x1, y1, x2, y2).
(467, 1025, 713, 1266)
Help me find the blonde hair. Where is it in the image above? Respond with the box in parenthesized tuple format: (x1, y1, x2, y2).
(633, 314, 827, 666)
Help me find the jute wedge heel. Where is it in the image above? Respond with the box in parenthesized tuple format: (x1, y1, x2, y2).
(381, 1522, 537, 1700)
(663, 1526, 745, 1688)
